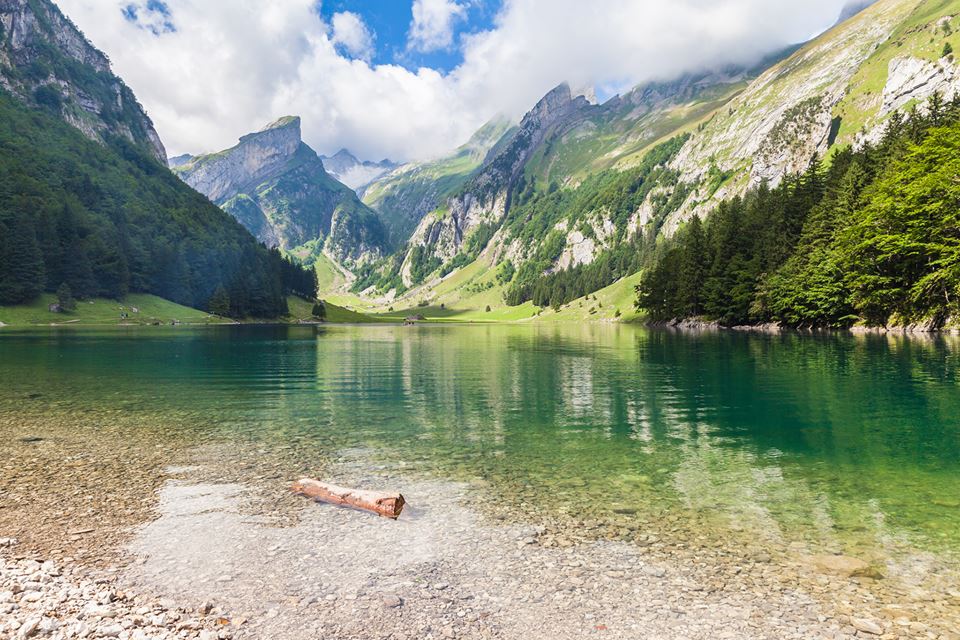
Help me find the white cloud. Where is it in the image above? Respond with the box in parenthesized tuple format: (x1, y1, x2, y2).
(56, 0, 855, 163)
(408, 0, 467, 53)
(331, 11, 374, 61)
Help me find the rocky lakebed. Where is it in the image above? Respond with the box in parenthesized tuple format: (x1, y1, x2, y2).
(1, 407, 959, 640)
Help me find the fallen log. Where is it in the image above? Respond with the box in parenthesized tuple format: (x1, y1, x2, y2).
(292, 479, 406, 519)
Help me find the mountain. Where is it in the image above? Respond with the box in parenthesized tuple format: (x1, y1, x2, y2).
(0, 0, 166, 163)
(349, 0, 957, 316)
(396, 84, 598, 286)
(362, 116, 515, 244)
(319, 149, 396, 192)
(0, 0, 312, 317)
(173, 117, 388, 267)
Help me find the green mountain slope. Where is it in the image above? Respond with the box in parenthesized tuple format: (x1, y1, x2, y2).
(362, 116, 515, 244)
(0, 0, 314, 317)
(0, 0, 166, 162)
(640, 95, 960, 329)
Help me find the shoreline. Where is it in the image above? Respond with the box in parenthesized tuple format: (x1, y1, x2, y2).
(652, 317, 960, 336)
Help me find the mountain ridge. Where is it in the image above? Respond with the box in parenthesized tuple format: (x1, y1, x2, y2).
(342, 0, 960, 321)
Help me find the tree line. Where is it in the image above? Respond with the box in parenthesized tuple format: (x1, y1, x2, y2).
(637, 92, 960, 328)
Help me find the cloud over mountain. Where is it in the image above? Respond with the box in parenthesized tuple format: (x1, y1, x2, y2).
(57, 0, 854, 162)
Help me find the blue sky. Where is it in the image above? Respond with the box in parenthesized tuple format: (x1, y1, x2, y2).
(316, 0, 502, 72)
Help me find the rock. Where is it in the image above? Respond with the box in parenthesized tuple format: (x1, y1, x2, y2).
(16, 617, 40, 639)
(198, 602, 213, 615)
(174, 117, 386, 262)
(96, 623, 123, 637)
(810, 555, 872, 578)
(382, 596, 403, 608)
(642, 566, 666, 578)
(851, 618, 883, 635)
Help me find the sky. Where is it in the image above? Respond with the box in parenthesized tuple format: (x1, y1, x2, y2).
(57, 0, 860, 163)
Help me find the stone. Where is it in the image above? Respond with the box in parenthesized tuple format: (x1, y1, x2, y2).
(16, 618, 40, 639)
(810, 555, 872, 578)
(382, 596, 403, 608)
(642, 566, 666, 578)
(851, 618, 883, 636)
(96, 623, 123, 637)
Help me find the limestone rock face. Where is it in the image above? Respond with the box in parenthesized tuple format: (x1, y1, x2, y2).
(666, 0, 916, 229)
(0, 0, 167, 163)
(177, 117, 303, 204)
(363, 116, 516, 246)
(882, 56, 960, 116)
(175, 117, 388, 266)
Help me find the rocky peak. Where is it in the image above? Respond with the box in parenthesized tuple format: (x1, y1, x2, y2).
(523, 83, 593, 129)
(174, 116, 306, 203)
(239, 115, 302, 153)
(0, 0, 167, 163)
(331, 148, 358, 162)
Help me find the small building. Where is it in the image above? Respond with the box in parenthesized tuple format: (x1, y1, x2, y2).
(48, 303, 61, 314)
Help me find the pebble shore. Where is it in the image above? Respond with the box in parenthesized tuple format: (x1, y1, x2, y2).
(0, 540, 228, 640)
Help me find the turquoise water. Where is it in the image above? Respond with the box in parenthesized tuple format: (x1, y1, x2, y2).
(2, 324, 959, 564)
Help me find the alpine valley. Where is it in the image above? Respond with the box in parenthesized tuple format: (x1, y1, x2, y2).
(7, 3, 960, 640)
(4, 0, 960, 330)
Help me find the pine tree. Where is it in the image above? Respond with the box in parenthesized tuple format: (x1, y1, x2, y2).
(208, 285, 231, 317)
(56, 283, 77, 311)
(0, 214, 45, 304)
(312, 300, 327, 320)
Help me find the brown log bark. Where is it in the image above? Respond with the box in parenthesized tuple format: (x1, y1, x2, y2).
(292, 479, 406, 519)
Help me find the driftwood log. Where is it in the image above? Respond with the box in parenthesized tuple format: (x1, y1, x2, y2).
(292, 479, 406, 519)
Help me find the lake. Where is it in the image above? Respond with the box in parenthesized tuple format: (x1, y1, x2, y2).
(2, 324, 959, 558)
(2, 324, 960, 636)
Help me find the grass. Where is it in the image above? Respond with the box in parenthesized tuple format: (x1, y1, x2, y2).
(534, 271, 645, 323)
(285, 295, 385, 324)
(322, 255, 646, 325)
(313, 253, 350, 292)
(0, 293, 219, 326)
(0, 293, 386, 327)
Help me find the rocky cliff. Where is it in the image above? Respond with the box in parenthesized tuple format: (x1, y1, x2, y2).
(663, 0, 925, 232)
(175, 117, 388, 266)
(0, 0, 166, 163)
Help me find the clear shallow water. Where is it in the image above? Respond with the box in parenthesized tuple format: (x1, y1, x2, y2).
(2, 324, 960, 565)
